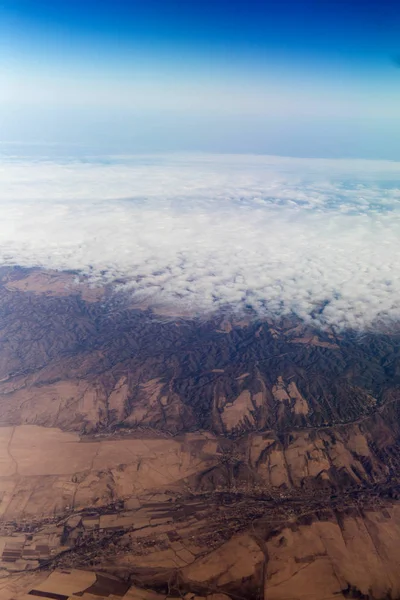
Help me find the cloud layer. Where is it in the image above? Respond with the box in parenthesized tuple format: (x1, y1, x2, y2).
(1, 152, 400, 329)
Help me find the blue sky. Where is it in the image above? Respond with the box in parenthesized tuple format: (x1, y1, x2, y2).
(1, 2, 400, 328)
(1, 0, 400, 157)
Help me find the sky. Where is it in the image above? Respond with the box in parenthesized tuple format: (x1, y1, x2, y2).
(1, 0, 400, 156)
(1, 1, 400, 330)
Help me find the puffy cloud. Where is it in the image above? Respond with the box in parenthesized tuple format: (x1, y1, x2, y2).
(0, 152, 400, 330)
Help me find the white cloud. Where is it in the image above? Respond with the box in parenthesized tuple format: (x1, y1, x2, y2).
(0, 152, 400, 330)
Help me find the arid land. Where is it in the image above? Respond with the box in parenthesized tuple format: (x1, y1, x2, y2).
(1, 267, 400, 600)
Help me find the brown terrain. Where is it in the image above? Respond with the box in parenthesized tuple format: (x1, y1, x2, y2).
(1, 266, 400, 600)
